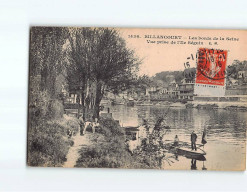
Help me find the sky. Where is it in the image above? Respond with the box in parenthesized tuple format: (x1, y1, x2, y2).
(119, 28, 247, 76)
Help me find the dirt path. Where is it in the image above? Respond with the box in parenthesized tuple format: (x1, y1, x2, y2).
(63, 132, 90, 168)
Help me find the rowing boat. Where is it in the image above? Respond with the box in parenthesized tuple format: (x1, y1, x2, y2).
(176, 147, 206, 156)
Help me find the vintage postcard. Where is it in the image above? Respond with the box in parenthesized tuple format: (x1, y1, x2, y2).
(28, 27, 247, 171)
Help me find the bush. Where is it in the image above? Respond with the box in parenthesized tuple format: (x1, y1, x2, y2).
(75, 118, 150, 169)
(99, 117, 125, 138)
(59, 115, 79, 134)
(48, 99, 64, 119)
(29, 90, 64, 123)
(27, 115, 79, 167)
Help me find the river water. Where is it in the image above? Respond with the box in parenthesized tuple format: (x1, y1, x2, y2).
(105, 105, 246, 171)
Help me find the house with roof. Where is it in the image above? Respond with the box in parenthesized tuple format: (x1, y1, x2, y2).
(177, 78, 195, 101)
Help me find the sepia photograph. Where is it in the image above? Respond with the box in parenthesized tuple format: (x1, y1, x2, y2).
(2, 0, 247, 192)
(27, 27, 247, 171)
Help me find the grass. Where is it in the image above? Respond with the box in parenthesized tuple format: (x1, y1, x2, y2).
(27, 115, 79, 167)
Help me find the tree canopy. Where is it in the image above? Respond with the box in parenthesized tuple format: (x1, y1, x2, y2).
(65, 27, 140, 118)
(29, 27, 68, 97)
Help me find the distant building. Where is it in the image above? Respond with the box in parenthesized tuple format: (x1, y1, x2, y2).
(149, 90, 169, 101)
(167, 80, 179, 99)
(146, 85, 169, 101)
(177, 78, 195, 101)
(159, 87, 168, 94)
(145, 86, 157, 96)
(145, 77, 197, 101)
(177, 83, 194, 100)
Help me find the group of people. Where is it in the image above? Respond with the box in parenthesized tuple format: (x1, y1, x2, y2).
(173, 129, 207, 150)
(66, 115, 100, 138)
(141, 118, 208, 151)
(79, 115, 100, 136)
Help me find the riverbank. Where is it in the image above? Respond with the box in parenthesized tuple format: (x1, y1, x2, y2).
(149, 100, 247, 109)
(102, 99, 247, 110)
(189, 101, 247, 109)
(75, 117, 159, 169)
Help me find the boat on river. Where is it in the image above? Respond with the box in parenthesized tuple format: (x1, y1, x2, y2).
(163, 141, 206, 158)
(176, 147, 206, 156)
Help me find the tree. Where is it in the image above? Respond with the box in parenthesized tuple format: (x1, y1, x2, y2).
(29, 27, 69, 122)
(29, 27, 68, 98)
(65, 28, 140, 119)
(134, 74, 152, 92)
(91, 28, 140, 118)
(65, 28, 93, 118)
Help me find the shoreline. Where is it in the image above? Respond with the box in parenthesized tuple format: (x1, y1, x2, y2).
(102, 100, 247, 108)
(190, 101, 247, 109)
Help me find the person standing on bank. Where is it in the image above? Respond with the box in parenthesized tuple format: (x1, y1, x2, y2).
(174, 135, 179, 146)
(201, 128, 207, 146)
(79, 115, 84, 136)
(191, 131, 197, 151)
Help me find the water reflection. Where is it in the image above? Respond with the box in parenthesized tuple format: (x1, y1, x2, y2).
(202, 161, 207, 170)
(103, 105, 246, 170)
(191, 159, 197, 170)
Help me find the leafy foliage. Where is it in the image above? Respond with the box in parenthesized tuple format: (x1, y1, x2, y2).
(75, 118, 150, 169)
(27, 116, 79, 167)
(65, 28, 140, 118)
(29, 27, 68, 97)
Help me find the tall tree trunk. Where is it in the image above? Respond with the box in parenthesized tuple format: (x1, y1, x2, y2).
(93, 81, 104, 119)
(83, 78, 92, 121)
(81, 88, 85, 120)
